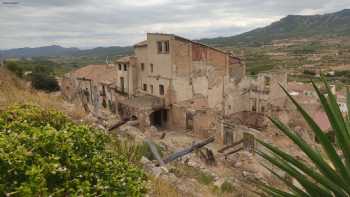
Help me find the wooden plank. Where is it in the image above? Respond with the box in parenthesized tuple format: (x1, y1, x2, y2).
(224, 147, 243, 158)
(218, 139, 243, 153)
(163, 136, 215, 164)
(108, 118, 130, 131)
(144, 138, 165, 166)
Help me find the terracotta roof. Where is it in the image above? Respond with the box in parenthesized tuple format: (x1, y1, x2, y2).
(313, 110, 331, 131)
(287, 82, 314, 92)
(69, 64, 118, 84)
(134, 40, 148, 47)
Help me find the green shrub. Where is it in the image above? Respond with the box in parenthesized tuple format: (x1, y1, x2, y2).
(110, 139, 144, 164)
(0, 104, 146, 196)
(171, 164, 214, 186)
(5, 61, 23, 77)
(197, 171, 215, 185)
(220, 181, 235, 193)
(31, 73, 60, 92)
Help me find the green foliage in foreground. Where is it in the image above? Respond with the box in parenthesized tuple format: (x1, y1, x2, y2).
(258, 77, 350, 196)
(0, 104, 146, 196)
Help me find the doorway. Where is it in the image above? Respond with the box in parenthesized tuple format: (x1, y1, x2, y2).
(223, 126, 234, 145)
(120, 77, 125, 93)
(186, 112, 194, 131)
(150, 109, 168, 128)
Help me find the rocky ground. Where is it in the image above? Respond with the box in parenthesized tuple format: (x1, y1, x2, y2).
(111, 122, 293, 197)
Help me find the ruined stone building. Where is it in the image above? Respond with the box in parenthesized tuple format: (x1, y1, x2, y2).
(61, 33, 287, 144)
(61, 64, 119, 115)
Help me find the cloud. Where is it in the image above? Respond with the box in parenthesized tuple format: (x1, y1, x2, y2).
(0, 0, 350, 49)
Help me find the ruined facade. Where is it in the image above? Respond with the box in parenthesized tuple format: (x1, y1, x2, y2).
(111, 33, 246, 137)
(61, 33, 287, 144)
(61, 64, 119, 115)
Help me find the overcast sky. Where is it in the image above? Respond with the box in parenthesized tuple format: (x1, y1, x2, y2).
(1, 0, 350, 49)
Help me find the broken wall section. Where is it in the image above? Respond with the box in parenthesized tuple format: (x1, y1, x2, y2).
(224, 71, 287, 116)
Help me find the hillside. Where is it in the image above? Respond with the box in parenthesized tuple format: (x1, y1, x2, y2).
(0, 45, 133, 58)
(0, 67, 88, 119)
(0, 45, 80, 58)
(200, 9, 350, 46)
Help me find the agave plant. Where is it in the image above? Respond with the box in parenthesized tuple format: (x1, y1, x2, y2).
(257, 77, 350, 196)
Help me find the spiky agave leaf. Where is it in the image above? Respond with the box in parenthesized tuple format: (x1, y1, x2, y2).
(258, 77, 350, 196)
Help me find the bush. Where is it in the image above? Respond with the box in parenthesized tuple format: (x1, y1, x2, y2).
(31, 73, 60, 92)
(220, 181, 235, 193)
(0, 104, 146, 196)
(171, 164, 214, 185)
(5, 61, 23, 77)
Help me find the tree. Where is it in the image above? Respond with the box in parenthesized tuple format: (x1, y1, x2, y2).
(5, 61, 23, 77)
(31, 73, 60, 92)
(257, 77, 350, 196)
(0, 104, 147, 196)
(31, 65, 60, 92)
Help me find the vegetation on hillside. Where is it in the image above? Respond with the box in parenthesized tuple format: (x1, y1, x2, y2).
(31, 65, 60, 92)
(200, 9, 350, 47)
(258, 77, 350, 196)
(4, 58, 77, 76)
(0, 67, 79, 118)
(0, 104, 147, 196)
(5, 60, 60, 92)
(0, 45, 133, 59)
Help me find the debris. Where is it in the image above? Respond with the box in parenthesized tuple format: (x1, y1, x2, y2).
(108, 118, 130, 131)
(151, 167, 163, 177)
(140, 156, 151, 165)
(218, 139, 243, 153)
(199, 147, 216, 166)
(127, 120, 139, 126)
(187, 160, 200, 168)
(224, 147, 243, 158)
(213, 178, 226, 188)
(160, 132, 166, 139)
(150, 126, 158, 133)
(144, 138, 165, 166)
(162, 136, 215, 164)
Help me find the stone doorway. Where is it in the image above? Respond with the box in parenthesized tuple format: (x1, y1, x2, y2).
(186, 112, 194, 131)
(150, 109, 168, 128)
(223, 126, 234, 145)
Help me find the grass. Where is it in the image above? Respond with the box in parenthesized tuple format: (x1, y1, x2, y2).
(170, 163, 215, 186)
(139, 141, 164, 161)
(221, 181, 236, 193)
(150, 177, 181, 197)
(211, 181, 238, 196)
(0, 68, 86, 120)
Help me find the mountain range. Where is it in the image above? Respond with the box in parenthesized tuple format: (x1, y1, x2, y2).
(199, 9, 350, 46)
(1, 9, 350, 58)
(0, 45, 133, 59)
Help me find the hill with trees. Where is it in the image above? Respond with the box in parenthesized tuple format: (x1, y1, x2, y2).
(200, 9, 350, 46)
(0, 45, 132, 59)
